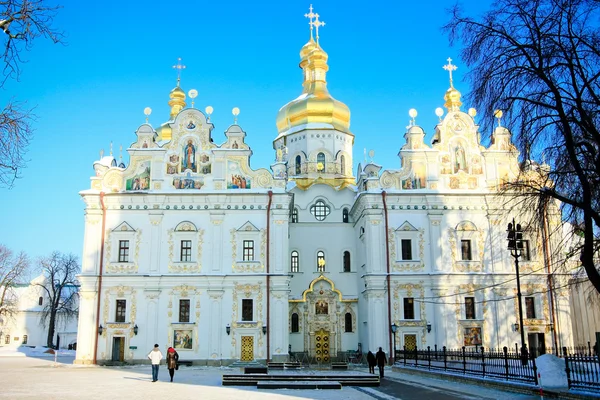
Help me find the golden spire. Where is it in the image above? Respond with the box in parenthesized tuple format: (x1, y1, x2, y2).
(305, 4, 316, 41)
(312, 12, 325, 46)
(443, 57, 462, 112)
(168, 57, 187, 119)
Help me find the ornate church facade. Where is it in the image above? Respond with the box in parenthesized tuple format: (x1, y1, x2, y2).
(75, 9, 574, 365)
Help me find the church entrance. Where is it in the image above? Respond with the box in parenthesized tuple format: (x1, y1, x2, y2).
(111, 337, 124, 362)
(404, 334, 417, 351)
(313, 328, 330, 362)
(240, 336, 254, 361)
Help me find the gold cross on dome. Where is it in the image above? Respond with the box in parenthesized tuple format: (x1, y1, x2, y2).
(443, 57, 458, 88)
(305, 4, 316, 40)
(172, 57, 186, 86)
(313, 13, 325, 45)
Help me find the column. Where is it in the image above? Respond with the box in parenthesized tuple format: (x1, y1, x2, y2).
(210, 213, 224, 272)
(428, 214, 443, 272)
(148, 213, 163, 273)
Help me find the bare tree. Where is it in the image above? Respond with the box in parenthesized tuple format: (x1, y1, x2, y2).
(0, 0, 63, 188)
(34, 252, 79, 348)
(0, 243, 29, 323)
(445, 0, 600, 293)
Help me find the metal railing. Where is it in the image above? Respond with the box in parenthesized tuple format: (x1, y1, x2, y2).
(564, 346, 600, 393)
(396, 345, 538, 385)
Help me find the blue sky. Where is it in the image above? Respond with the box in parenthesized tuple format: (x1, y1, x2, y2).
(0, 0, 492, 261)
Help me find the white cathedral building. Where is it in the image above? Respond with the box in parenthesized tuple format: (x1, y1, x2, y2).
(75, 10, 574, 365)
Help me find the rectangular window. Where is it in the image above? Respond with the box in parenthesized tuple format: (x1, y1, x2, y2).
(5, 335, 9, 344)
(243, 240, 254, 261)
(180, 240, 192, 262)
(22, 335, 27, 344)
(401, 239, 412, 260)
(242, 299, 253, 322)
(115, 299, 126, 322)
(461, 240, 472, 261)
(403, 298, 415, 320)
(38, 296, 43, 306)
(525, 297, 536, 319)
(118, 240, 130, 262)
(179, 299, 190, 323)
(465, 297, 475, 319)
(522, 240, 531, 261)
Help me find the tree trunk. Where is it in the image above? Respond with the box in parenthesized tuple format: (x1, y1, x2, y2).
(583, 213, 600, 294)
(46, 310, 56, 348)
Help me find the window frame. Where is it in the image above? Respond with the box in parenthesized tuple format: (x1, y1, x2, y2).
(180, 240, 192, 262)
(342, 208, 349, 223)
(291, 251, 299, 273)
(461, 240, 473, 261)
(522, 240, 531, 261)
(118, 240, 130, 263)
(243, 240, 255, 261)
(403, 298, 415, 320)
(317, 152, 326, 172)
(295, 155, 301, 175)
(115, 299, 127, 323)
(4, 335, 9, 344)
(316, 251, 326, 272)
(179, 299, 190, 323)
(241, 299, 253, 322)
(291, 208, 299, 223)
(344, 312, 353, 333)
(343, 251, 351, 272)
(38, 296, 43, 306)
(22, 334, 27, 344)
(525, 297, 536, 319)
(401, 239, 413, 260)
(291, 313, 299, 333)
(310, 200, 330, 221)
(465, 297, 476, 319)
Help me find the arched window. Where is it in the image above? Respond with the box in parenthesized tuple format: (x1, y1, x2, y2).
(343, 251, 351, 272)
(317, 152, 326, 172)
(291, 208, 298, 223)
(291, 313, 299, 333)
(317, 251, 325, 272)
(342, 208, 349, 223)
(295, 155, 301, 175)
(291, 251, 299, 273)
(340, 155, 346, 175)
(345, 313, 353, 333)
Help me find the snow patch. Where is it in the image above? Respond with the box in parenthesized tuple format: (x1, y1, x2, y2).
(536, 354, 568, 390)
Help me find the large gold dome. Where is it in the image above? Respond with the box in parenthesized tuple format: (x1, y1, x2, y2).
(276, 41, 351, 136)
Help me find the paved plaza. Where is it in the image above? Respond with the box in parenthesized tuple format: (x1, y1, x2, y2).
(0, 355, 541, 400)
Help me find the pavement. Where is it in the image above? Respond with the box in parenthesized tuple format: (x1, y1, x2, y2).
(0, 355, 543, 400)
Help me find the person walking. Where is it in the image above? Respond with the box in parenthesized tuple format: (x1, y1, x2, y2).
(367, 351, 376, 374)
(147, 344, 163, 382)
(166, 346, 179, 382)
(375, 347, 387, 378)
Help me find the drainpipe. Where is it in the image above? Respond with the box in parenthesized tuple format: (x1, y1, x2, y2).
(382, 191, 393, 363)
(266, 191, 273, 362)
(93, 192, 107, 365)
(541, 196, 559, 352)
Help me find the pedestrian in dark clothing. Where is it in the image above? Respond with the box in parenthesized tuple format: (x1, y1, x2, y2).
(367, 351, 376, 374)
(375, 347, 387, 378)
(166, 346, 179, 382)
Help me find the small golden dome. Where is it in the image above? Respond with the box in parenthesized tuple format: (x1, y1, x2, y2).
(444, 87, 462, 112)
(276, 44, 351, 135)
(170, 85, 185, 100)
(168, 84, 186, 119)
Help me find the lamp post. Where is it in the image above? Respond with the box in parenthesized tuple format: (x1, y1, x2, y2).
(390, 323, 397, 364)
(507, 218, 529, 366)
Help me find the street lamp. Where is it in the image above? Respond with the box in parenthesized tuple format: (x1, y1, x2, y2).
(390, 323, 398, 364)
(507, 219, 529, 365)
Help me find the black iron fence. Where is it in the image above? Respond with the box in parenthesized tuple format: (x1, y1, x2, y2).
(396, 346, 538, 385)
(563, 346, 600, 393)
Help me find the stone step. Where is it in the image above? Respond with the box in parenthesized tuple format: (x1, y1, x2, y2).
(222, 374, 380, 387)
(257, 380, 342, 390)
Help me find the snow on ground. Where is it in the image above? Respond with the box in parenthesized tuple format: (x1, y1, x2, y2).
(0, 345, 76, 357)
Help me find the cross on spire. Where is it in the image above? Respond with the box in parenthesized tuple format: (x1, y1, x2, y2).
(312, 12, 325, 45)
(304, 4, 316, 41)
(443, 57, 458, 88)
(172, 57, 186, 87)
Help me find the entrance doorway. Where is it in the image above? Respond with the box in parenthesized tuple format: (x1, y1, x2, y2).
(112, 337, 124, 362)
(404, 334, 417, 351)
(314, 329, 330, 363)
(241, 336, 254, 361)
(527, 333, 546, 358)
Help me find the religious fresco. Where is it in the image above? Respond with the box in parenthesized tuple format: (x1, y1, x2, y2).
(226, 160, 251, 189)
(125, 162, 151, 191)
(402, 164, 426, 189)
(173, 172, 204, 190)
(198, 153, 211, 174)
(182, 140, 197, 172)
(453, 144, 468, 173)
(463, 327, 482, 346)
(186, 120, 196, 130)
(173, 329, 193, 350)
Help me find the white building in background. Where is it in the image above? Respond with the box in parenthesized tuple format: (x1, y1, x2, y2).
(0, 275, 78, 349)
(75, 8, 574, 365)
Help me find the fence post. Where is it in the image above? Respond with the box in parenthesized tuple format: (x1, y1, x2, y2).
(443, 346, 447, 371)
(427, 346, 431, 370)
(503, 346, 509, 381)
(462, 346, 467, 375)
(589, 341, 592, 357)
(563, 346, 572, 389)
(481, 346, 486, 378)
(415, 346, 419, 367)
(532, 352, 538, 385)
(403, 345, 407, 366)
(434, 344, 438, 361)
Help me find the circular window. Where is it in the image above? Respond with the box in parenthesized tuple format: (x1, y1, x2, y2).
(310, 200, 330, 221)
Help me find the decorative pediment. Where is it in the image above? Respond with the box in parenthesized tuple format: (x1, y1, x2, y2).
(175, 221, 198, 232)
(290, 275, 357, 303)
(223, 125, 249, 150)
(131, 124, 158, 149)
(113, 222, 136, 232)
(397, 221, 418, 232)
(237, 221, 259, 232)
(456, 221, 478, 231)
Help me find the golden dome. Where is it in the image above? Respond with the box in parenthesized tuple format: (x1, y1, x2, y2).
(444, 87, 462, 112)
(276, 43, 351, 136)
(168, 84, 186, 119)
